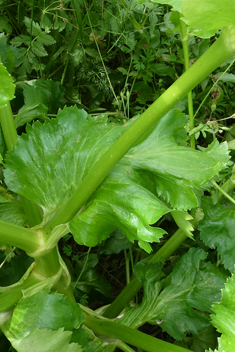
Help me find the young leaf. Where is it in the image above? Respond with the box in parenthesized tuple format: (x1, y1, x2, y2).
(119, 248, 226, 340)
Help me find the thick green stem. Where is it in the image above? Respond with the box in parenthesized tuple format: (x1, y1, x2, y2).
(33, 247, 61, 277)
(0, 219, 40, 253)
(179, 14, 195, 148)
(84, 316, 191, 352)
(44, 25, 235, 231)
(0, 102, 17, 152)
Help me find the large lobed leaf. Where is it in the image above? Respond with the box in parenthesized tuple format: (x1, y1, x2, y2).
(0, 290, 116, 352)
(4, 107, 226, 250)
(119, 248, 227, 340)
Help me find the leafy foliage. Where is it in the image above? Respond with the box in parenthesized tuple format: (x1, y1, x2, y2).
(119, 248, 226, 340)
(207, 270, 235, 352)
(4, 107, 224, 252)
(199, 196, 235, 272)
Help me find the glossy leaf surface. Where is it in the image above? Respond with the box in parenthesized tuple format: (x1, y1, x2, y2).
(4, 107, 224, 250)
(6, 290, 83, 339)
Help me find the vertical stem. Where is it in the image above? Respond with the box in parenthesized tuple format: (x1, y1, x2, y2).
(179, 14, 195, 148)
(0, 102, 17, 151)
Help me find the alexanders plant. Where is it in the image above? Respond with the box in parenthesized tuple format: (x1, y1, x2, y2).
(1, 1, 235, 351)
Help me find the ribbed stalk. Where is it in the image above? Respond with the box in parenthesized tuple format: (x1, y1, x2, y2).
(43, 25, 235, 231)
(0, 219, 40, 253)
(84, 316, 191, 352)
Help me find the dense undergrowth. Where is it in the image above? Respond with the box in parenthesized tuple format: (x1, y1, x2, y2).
(1, 1, 235, 351)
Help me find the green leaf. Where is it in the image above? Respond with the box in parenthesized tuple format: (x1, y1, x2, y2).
(73, 254, 111, 297)
(0, 63, 15, 108)
(182, 0, 235, 38)
(119, 248, 226, 340)
(207, 271, 235, 352)
(15, 80, 64, 128)
(171, 210, 194, 238)
(6, 290, 84, 340)
(5, 106, 126, 224)
(152, 0, 235, 38)
(151, 0, 181, 12)
(31, 41, 48, 57)
(191, 325, 218, 352)
(150, 63, 175, 76)
(99, 229, 130, 255)
(0, 33, 16, 73)
(0, 196, 26, 227)
(11, 328, 83, 352)
(37, 32, 56, 46)
(4, 108, 224, 250)
(199, 196, 235, 272)
(24, 17, 42, 37)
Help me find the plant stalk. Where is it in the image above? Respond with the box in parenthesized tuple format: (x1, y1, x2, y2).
(0, 219, 40, 253)
(0, 102, 17, 152)
(44, 25, 235, 231)
(84, 316, 191, 352)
